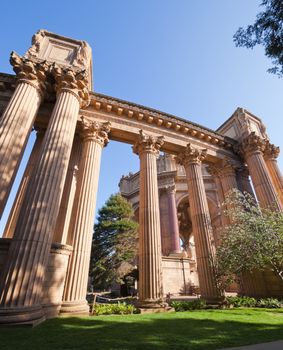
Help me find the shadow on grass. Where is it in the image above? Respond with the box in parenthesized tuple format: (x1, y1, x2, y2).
(0, 310, 283, 350)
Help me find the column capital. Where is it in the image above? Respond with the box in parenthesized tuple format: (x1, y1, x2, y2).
(241, 132, 267, 157)
(10, 51, 49, 98)
(207, 158, 237, 178)
(264, 141, 280, 161)
(52, 65, 90, 108)
(177, 143, 207, 166)
(133, 130, 164, 156)
(160, 184, 176, 195)
(79, 117, 111, 146)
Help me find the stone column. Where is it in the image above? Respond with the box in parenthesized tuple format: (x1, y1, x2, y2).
(0, 53, 48, 218)
(166, 185, 182, 254)
(264, 142, 283, 207)
(61, 119, 110, 315)
(177, 144, 222, 302)
(52, 135, 82, 244)
(241, 132, 282, 210)
(236, 166, 255, 197)
(133, 130, 165, 307)
(0, 66, 90, 326)
(3, 127, 45, 238)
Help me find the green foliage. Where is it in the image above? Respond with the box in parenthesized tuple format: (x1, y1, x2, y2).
(226, 296, 282, 309)
(226, 296, 257, 308)
(91, 193, 138, 291)
(170, 299, 206, 311)
(257, 298, 282, 308)
(215, 189, 283, 290)
(234, 0, 283, 77)
(93, 302, 135, 315)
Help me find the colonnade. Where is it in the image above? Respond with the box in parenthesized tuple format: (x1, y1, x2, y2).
(0, 50, 283, 326)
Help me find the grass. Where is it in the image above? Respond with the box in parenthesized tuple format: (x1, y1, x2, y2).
(0, 309, 283, 350)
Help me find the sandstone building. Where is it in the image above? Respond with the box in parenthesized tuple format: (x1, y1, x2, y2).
(0, 30, 282, 326)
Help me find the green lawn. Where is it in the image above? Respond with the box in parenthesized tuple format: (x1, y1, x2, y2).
(1, 309, 283, 350)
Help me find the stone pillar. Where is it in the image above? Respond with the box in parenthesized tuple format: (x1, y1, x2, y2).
(236, 166, 255, 197)
(0, 66, 90, 326)
(264, 142, 283, 207)
(241, 132, 282, 211)
(166, 185, 182, 254)
(177, 144, 222, 302)
(0, 53, 48, 218)
(61, 119, 110, 315)
(52, 135, 82, 244)
(3, 127, 45, 238)
(133, 130, 165, 307)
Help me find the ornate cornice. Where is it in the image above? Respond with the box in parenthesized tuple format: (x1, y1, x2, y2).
(91, 92, 237, 152)
(52, 65, 90, 107)
(80, 117, 111, 146)
(241, 132, 267, 157)
(10, 51, 50, 98)
(177, 144, 207, 166)
(264, 141, 280, 161)
(133, 130, 164, 156)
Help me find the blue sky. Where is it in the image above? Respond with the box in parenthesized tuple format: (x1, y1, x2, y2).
(0, 0, 282, 233)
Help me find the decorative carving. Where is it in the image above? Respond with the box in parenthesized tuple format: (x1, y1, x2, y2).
(52, 64, 90, 107)
(80, 117, 111, 146)
(10, 51, 50, 96)
(25, 30, 46, 59)
(73, 41, 92, 69)
(177, 144, 207, 166)
(264, 141, 280, 160)
(207, 158, 237, 178)
(241, 132, 267, 156)
(133, 130, 164, 155)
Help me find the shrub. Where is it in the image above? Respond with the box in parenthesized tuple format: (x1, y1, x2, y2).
(226, 296, 282, 308)
(226, 296, 257, 308)
(93, 302, 135, 316)
(256, 298, 282, 309)
(170, 299, 206, 312)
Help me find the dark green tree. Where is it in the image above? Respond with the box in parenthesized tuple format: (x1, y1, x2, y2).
(234, 0, 283, 76)
(91, 193, 138, 293)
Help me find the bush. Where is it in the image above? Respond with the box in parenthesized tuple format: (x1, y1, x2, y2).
(93, 302, 135, 316)
(226, 296, 257, 308)
(256, 298, 282, 309)
(226, 296, 282, 308)
(170, 299, 206, 312)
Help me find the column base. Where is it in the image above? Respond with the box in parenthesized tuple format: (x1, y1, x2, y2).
(60, 300, 90, 316)
(169, 251, 185, 257)
(42, 303, 61, 319)
(202, 295, 225, 305)
(0, 305, 45, 327)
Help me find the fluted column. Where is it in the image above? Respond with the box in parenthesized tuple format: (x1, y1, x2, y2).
(236, 166, 255, 197)
(166, 185, 182, 254)
(177, 144, 222, 302)
(0, 66, 90, 325)
(264, 142, 283, 207)
(3, 128, 45, 238)
(52, 135, 82, 244)
(0, 53, 48, 218)
(133, 130, 164, 306)
(61, 119, 110, 315)
(241, 132, 282, 210)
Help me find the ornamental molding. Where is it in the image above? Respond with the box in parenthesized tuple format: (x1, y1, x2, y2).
(133, 130, 164, 156)
(90, 92, 238, 152)
(176, 143, 207, 166)
(10, 51, 50, 97)
(52, 65, 90, 107)
(241, 132, 267, 157)
(79, 116, 111, 146)
(264, 141, 280, 160)
(207, 158, 237, 178)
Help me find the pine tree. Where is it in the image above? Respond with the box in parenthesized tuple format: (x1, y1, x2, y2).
(91, 193, 138, 292)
